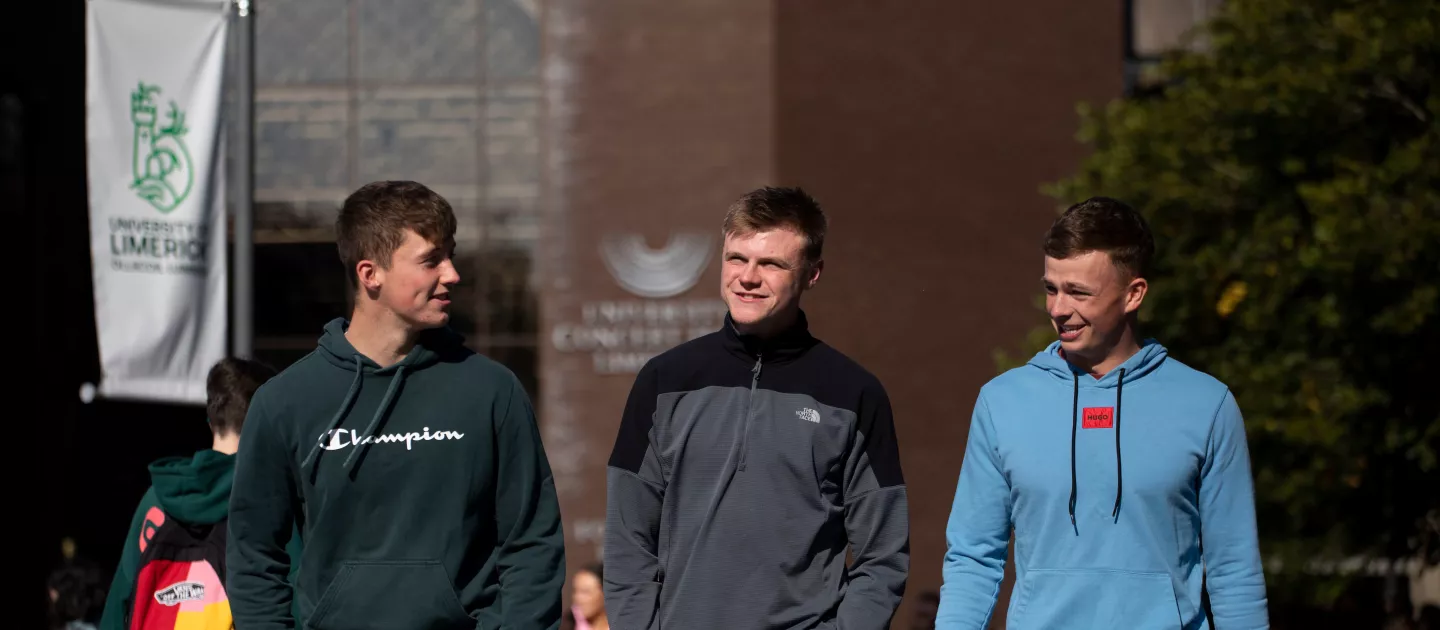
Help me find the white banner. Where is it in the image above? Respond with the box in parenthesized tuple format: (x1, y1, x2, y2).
(85, 0, 230, 404)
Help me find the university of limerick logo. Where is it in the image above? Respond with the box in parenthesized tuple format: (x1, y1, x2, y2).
(129, 82, 193, 214)
(599, 232, 715, 298)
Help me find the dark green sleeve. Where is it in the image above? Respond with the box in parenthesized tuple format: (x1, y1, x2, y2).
(493, 374, 565, 630)
(99, 488, 161, 630)
(285, 523, 304, 624)
(227, 392, 299, 629)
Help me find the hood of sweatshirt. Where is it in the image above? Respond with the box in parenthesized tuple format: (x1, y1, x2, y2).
(1024, 339, 1168, 387)
(149, 449, 235, 524)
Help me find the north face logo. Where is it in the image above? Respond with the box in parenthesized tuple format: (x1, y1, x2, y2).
(154, 581, 205, 606)
(796, 408, 820, 423)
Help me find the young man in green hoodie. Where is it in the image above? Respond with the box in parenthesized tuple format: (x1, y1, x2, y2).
(227, 180, 566, 629)
(98, 356, 287, 630)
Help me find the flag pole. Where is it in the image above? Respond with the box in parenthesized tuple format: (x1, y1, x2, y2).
(231, 0, 254, 358)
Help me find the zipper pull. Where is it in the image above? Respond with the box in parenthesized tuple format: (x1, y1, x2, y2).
(739, 353, 763, 474)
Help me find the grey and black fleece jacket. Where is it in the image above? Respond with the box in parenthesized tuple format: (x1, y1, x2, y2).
(604, 311, 909, 630)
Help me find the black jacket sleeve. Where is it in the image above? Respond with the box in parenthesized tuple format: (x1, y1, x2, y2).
(838, 382, 909, 629)
(603, 361, 667, 630)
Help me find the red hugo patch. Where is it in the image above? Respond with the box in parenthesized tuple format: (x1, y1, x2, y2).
(1082, 407, 1114, 429)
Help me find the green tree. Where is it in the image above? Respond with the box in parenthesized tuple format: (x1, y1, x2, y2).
(1017, 0, 1440, 605)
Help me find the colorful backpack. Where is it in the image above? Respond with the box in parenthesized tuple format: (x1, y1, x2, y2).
(127, 507, 232, 629)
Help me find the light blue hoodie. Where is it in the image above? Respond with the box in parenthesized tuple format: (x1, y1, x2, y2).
(936, 340, 1269, 629)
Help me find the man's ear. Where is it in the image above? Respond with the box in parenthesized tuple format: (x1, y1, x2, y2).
(805, 259, 823, 290)
(356, 259, 383, 294)
(1124, 275, 1148, 315)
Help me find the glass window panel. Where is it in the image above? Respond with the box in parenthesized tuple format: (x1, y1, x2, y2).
(358, 0, 482, 83)
(256, 0, 350, 86)
(487, 0, 539, 81)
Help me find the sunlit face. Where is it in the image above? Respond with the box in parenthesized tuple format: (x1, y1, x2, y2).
(1043, 251, 1146, 364)
(720, 227, 821, 337)
(571, 570, 604, 622)
(358, 228, 460, 330)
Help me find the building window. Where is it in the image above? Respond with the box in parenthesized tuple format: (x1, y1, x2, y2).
(1124, 0, 1222, 95)
(247, 0, 542, 399)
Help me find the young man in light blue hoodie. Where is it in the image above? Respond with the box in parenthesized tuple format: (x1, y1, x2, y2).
(937, 197, 1269, 629)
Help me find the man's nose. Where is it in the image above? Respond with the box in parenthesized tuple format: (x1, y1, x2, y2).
(1048, 295, 1071, 318)
(738, 263, 761, 285)
(440, 259, 461, 285)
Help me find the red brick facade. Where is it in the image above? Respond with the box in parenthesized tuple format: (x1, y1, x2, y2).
(539, 1, 1122, 625)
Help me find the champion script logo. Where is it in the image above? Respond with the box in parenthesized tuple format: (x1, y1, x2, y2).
(318, 427, 466, 452)
(154, 582, 205, 606)
(1082, 407, 1114, 429)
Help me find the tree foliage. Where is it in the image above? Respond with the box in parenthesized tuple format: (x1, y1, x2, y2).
(1017, 0, 1440, 596)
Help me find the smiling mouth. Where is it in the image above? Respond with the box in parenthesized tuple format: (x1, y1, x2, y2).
(733, 292, 766, 301)
(1058, 323, 1084, 339)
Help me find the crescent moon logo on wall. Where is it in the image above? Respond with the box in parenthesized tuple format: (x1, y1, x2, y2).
(599, 232, 716, 298)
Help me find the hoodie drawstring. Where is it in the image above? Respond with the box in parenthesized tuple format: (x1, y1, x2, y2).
(1112, 368, 1126, 521)
(298, 356, 410, 475)
(300, 355, 365, 472)
(1068, 367, 1128, 532)
(342, 365, 408, 469)
(1068, 373, 1079, 533)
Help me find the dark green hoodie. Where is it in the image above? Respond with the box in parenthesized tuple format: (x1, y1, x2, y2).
(98, 450, 303, 630)
(227, 318, 565, 630)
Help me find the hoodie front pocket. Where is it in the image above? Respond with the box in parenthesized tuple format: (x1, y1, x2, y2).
(307, 560, 472, 630)
(1010, 568, 1183, 630)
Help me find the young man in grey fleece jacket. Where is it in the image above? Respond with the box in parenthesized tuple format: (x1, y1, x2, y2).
(604, 186, 910, 630)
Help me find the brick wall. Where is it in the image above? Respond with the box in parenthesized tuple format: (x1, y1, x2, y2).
(539, 0, 1122, 626)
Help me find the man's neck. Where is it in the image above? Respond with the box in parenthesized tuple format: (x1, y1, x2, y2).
(211, 433, 239, 455)
(733, 308, 798, 340)
(346, 305, 418, 368)
(1068, 328, 1142, 379)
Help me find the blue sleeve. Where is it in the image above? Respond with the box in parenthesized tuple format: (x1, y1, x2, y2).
(936, 393, 1012, 630)
(1199, 390, 1270, 629)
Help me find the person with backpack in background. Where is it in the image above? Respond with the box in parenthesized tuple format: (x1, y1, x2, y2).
(98, 357, 293, 630)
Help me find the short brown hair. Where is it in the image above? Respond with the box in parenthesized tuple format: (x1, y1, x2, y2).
(1043, 196, 1155, 279)
(206, 357, 277, 436)
(722, 186, 827, 265)
(336, 181, 458, 290)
